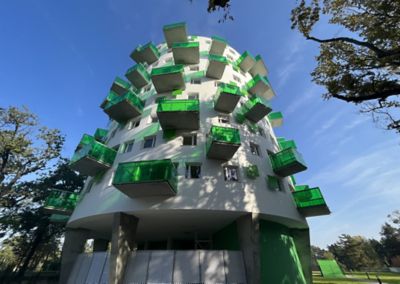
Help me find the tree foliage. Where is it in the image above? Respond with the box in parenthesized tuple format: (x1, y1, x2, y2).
(190, 0, 233, 23)
(380, 210, 400, 265)
(291, 0, 400, 134)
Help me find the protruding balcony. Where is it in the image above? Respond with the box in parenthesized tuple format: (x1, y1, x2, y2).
(110, 77, 132, 96)
(94, 128, 108, 143)
(292, 187, 330, 217)
(43, 189, 79, 215)
(102, 91, 144, 123)
(100, 91, 120, 109)
(49, 214, 69, 223)
(206, 54, 228, 79)
(268, 111, 283, 127)
(157, 99, 200, 130)
(246, 75, 275, 100)
(209, 36, 227, 56)
(249, 55, 268, 77)
(269, 147, 307, 177)
(236, 51, 256, 72)
(151, 65, 186, 93)
(277, 137, 297, 150)
(206, 125, 241, 160)
(113, 159, 178, 198)
(163, 22, 188, 48)
(214, 83, 242, 113)
(172, 42, 200, 64)
(242, 96, 272, 123)
(125, 64, 151, 89)
(130, 42, 160, 65)
(70, 135, 117, 176)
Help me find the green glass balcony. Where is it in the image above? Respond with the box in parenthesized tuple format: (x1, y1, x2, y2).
(294, 185, 309, 192)
(130, 42, 160, 65)
(102, 91, 144, 123)
(277, 137, 297, 150)
(206, 125, 241, 160)
(270, 147, 307, 177)
(236, 51, 256, 72)
(100, 90, 120, 109)
(292, 187, 330, 217)
(70, 135, 117, 176)
(206, 54, 228, 79)
(163, 22, 188, 48)
(249, 55, 268, 77)
(209, 35, 227, 56)
(43, 189, 79, 216)
(214, 83, 242, 113)
(110, 77, 131, 96)
(94, 128, 108, 143)
(268, 111, 283, 127)
(49, 214, 70, 223)
(125, 63, 151, 89)
(246, 75, 275, 100)
(157, 99, 200, 130)
(113, 159, 178, 197)
(172, 42, 200, 64)
(151, 65, 186, 93)
(241, 96, 272, 123)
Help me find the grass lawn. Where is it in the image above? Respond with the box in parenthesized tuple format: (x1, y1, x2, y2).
(313, 271, 400, 284)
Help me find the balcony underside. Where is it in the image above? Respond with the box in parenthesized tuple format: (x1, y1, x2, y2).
(157, 111, 199, 130)
(248, 81, 272, 100)
(114, 181, 177, 198)
(152, 73, 186, 93)
(207, 141, 240, 160)
(111, 81, 129, 96)
(104, 100, 142, 123)
(172, 47, 199, 65)
(273, 162, 307, 177)
(209, 39, 226, 56)
(126, 70, 150, 89)
(164, 26, 188, 48)
(214, 93, 241, 113)
(244, 104, 272, 123)
(238, 56, 255, 72)
(298, 205, 331, 217)
(206, 61, 226, 79)
(131, 48, 158, 65)
(249, 59, 268, 77)
(70, 156, 111, 176)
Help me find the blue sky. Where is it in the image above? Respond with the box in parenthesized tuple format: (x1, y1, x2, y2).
(1, 0, 399, 248)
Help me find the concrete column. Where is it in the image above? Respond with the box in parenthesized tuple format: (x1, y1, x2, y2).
(93, 239, 109, 252)
(59, 228, 90, 284)
(236, 213, 261, 284)
(291, 228, 312, 284)
(109, 212, 139, 284)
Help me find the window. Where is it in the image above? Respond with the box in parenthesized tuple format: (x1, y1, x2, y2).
(223, 166, 239, 182)
(143, 136, 156, 148)
(240, 70, 246, 76)
(151, 116, 158, 123)
(189, 65, 199, 71)
(258, 127, 266, 137)
(214, 81, 221, 87)
(250, 143, 261, 156)
(185, 164, 201, 179)
(233, 75, 241, 83)
(182, 134, 197, 146)
(113, 144, 120, 152)
(110, 128, 117, 139)
(86, 179, 94, 193)
(218, 115, 230, 124)
(122, 140, 134, 153)
(188, 92, 199, 100)
(227, 55, 234, 61)
(190, 79, 201, 84)
(229, 48, 236, 55)
(205, 39, 211, 44)
(127, 119, 140, 130)
(155, 96, 166, 103)
(143, 85, 152, 92)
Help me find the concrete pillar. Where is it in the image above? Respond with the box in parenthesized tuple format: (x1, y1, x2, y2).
(291, 228, 312, 284)
(59, 228, 90, 284)
(109, 212, 139, 284)
(93, 239, 109, 252)
(236, 213, 261, 284)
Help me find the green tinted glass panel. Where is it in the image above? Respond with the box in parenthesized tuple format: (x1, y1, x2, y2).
(136, 42, 160, 57)
(208, 54, 228, 64)
(126, 63, 151, 82)
(267, 175, 279, 190)
(44, 189, 79, 212)
(94, 128, 108, 142)
(212, 35, 227, 44)
(157, 99, 199, 112)
(277, 138, 297, 150)
(236, 51, 255, 66)
(270, 147, 306, 171)
(172, 41, 199, 48)
(268, 111, 283, 120)
(317, 259, 344, 278)
(292, 187, 327, 208)
(246, 74, 269, 89)
(294, 185, 309, 192)
(114, 77, 131, 90)
(71, 136, 117, 167)
(209, 125, 241, 144)
(104, 91, 144, 111)
(246, 165, 259, 179)
(151, 64, 184, 76)
(218, 83, 242, 96)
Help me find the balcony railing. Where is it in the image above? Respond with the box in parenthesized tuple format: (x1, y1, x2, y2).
(214, 83, 242, 113)
(268, 111, 283, 127)
(110, 77, 132, 96)
(277, 137, 297, 150)
(206, 54, 228, 79)
(151, 65, 186, 93)
(43, 189, 79, 215)
(172, 41, 200, 64)
(163, 22, 188, 48)
(209, 35, 227, 56)
(236, 51, 256, 72)
(70, 135, 117, 176)
(246, 75, 275, 100)
(94, 128, 108, 143)
(292, 187, 330, 217)
(206, 125, 241, 160)
(102, 91, 144, 123)
(100, 91, 120, 109)
(249, 55, 268, 77)
(157, 99, 200, 130)
(241, 96, 272, 123)
(113, 159, 178, 197)
(269, 147, 307, 177)
(125, 63, 151, 89)
(130, 42, 160, 65)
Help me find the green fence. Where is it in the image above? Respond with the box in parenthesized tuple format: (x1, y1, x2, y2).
(44, 189, 79, 214)
(71, 137, 117, 167)
(317, 259, 344, 278)
(292, 187, 327, 208)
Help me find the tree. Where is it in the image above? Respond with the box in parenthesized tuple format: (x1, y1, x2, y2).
(190, 0, 233, 22)
(0, 106, 64, 207)
(291, 0, 400, 134)
(380, 210, 400, 265)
